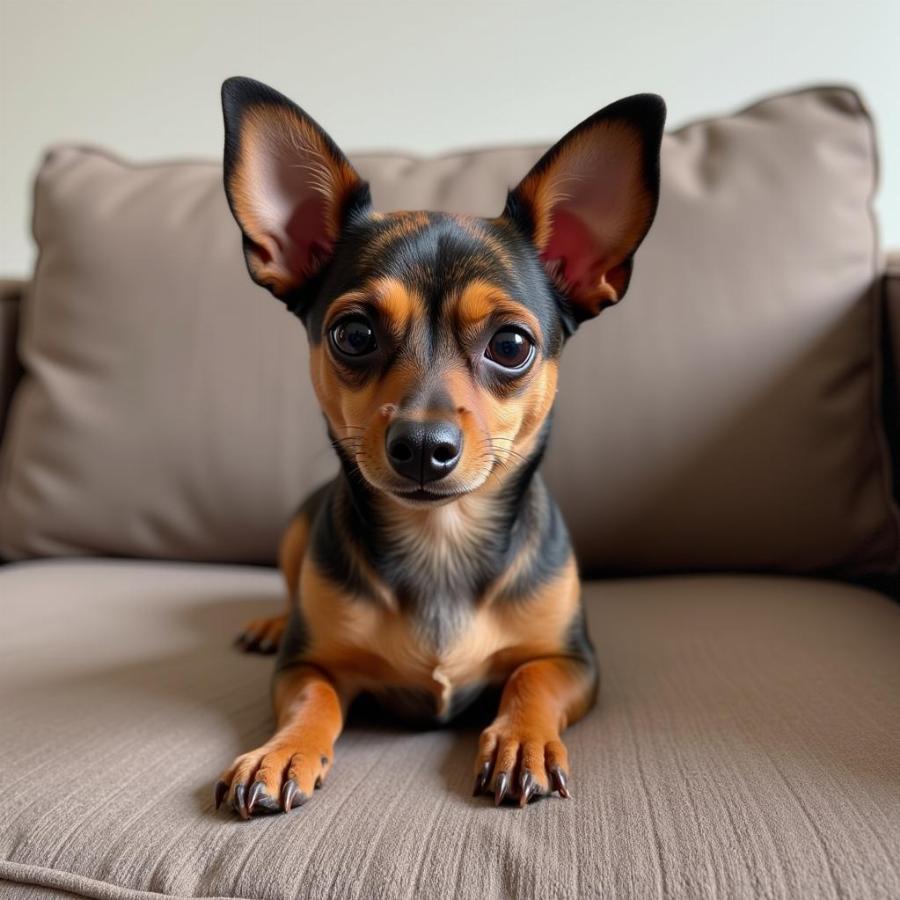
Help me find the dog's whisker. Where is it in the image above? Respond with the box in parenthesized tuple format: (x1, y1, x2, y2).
(478, 444, 529, 468)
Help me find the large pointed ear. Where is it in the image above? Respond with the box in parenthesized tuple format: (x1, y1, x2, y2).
(504, 94, 665, 323)
(221, 77, 370, 303)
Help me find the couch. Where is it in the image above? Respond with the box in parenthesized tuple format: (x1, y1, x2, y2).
(1, 86, 899, 900)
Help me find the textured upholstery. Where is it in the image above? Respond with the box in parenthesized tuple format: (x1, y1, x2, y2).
(1, 562, 899, 899)
(0, 88, 897, 573)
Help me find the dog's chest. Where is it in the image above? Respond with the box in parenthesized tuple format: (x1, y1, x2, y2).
(379, 498, 506, 644)
(343, 599, 507, 720)
(303, 496, 559, 719)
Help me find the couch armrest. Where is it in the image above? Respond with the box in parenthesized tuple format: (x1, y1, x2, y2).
(0, 279, 26, 443)
(883, 253, 900, 507)
(886, 252, 900, 362)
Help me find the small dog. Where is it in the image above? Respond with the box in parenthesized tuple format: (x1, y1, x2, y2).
(215, 77, 664, 816)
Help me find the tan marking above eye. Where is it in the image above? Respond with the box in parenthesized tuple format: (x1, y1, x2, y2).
(371, 277, 420, 333)
(454, 279, 542, 346)
(324, 276, 423, 339)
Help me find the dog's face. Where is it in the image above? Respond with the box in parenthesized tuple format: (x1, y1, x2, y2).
(222, 78, 664, 506)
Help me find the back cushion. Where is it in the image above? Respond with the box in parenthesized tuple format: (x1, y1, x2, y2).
(1, 87, 897, 573)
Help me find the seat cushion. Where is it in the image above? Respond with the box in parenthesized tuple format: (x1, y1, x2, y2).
(1, 562, 898, 899)
(1, 86, 898, 574)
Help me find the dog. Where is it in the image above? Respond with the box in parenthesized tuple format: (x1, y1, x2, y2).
(214, 77, 664, 816)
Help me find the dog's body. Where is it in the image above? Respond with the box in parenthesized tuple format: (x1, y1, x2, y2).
(215, 78, 664, 816)
(275, 444, 586, 726)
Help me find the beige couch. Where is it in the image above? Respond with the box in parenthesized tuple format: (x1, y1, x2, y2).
(1, 86, 899, 900)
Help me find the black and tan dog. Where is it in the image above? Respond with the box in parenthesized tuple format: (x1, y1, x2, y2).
(214, 77, 664, 816)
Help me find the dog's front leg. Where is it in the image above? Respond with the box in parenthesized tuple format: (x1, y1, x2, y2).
(474, 657, 597, 806)
(216, 664, 349, 818)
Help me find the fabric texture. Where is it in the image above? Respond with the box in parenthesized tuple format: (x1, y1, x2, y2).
(0, 561, 898, 899)
(0, 279, 24, 441)
(0, 87, 897, 573)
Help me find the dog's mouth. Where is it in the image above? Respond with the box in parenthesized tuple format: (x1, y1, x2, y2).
(388, 486, 466, 506)
(349, 447, 494, 507)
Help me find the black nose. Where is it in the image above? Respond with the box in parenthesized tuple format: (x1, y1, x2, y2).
(385, 419, 463, 484)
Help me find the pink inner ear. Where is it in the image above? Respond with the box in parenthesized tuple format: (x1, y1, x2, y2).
(283, 195, 334, 279)
(542, 209, 604, 294)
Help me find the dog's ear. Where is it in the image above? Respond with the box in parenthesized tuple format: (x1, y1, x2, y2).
(504, 94, 665, 323)
(221, 77, 370, 304)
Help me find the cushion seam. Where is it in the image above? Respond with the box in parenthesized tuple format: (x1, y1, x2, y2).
(0, 861, 257, 900)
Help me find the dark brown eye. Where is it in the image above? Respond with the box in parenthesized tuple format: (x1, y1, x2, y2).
(331, 317, 377, 357)
(485, 329, 534, 370)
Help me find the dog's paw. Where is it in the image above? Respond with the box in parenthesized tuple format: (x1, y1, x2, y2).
(234, 614, 287, 654)
(214, 739, 333, 819)
(472, 716, 572, 807)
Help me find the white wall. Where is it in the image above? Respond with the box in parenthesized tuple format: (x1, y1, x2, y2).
(2, 0, 899, 276)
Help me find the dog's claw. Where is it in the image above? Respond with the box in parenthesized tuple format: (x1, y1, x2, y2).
(494, 772, 509, 806)
(518, 769, 535, 807)
(473, 761, 492, 796)
(233, 783, 249, 819)
(214, 780, 228, 810)
(248, 781, 266, 815)
(281, 778, 301, 813)
(234, 614, 287, 656)
(549, 765, 572, 799)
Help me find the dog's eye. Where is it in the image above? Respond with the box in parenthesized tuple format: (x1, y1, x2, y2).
(485, 329, 534, 370)
(331, 317, 377, 357)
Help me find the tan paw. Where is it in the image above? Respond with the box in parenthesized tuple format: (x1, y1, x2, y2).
(234, 613, 287, 655)
(472, 715, 571, 806)
(214, 738, 333, 819)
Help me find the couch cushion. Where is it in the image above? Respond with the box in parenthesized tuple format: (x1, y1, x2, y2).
(1, 86, 897, 573)
(1, 562, 898, 899)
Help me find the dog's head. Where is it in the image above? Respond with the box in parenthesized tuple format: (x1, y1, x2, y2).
(222, 78, 664, 507)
